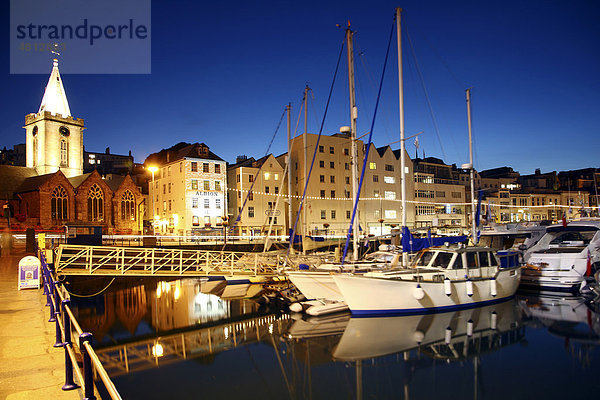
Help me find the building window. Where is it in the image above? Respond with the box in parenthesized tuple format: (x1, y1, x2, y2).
(369, 162, 376, 170)
(192, 198, 198, 208)
(204, 180, 210, 190)
(215, 181, 221, 191)
(51, 185, 68, 220)
(191, 162, 198, 172)
(320, 190, 325, 198)
(264, 172, 270, 180)
(329, 146, 334, 154)
(180, 162, 183, 173)
(203, 163, 209, 172)
(345, 176, 350, 184)
(346, 210, 351, 219)
(331, 210, 336, 219)
(121, 190, 136, 221)
(163, 184, 166, 194)
(330, 176, 335, 183)
(384, 176, 395, 184)
(248, 191, 254, 201)
(168, 200, 172, 211)
(215, 164, 221, 174)
(321, 210, 326, 219)
(87, 184, 104, 222)
(249, 174, 254, 183)
(384, 191, 396, 200)
(204, 199, 210, 208)
(192, 180, 198, 190)
(319, 145, 324, 153)
(274, 186, 279, 194)
(60, 139, 68, 167)
(330, 161, 335, 169)
(320, 160, 325, 168)
(320, 175, 325, 183)
(345, 163, 350, 170)
(374, 190, 380, 197)
(236, 174, 241, 183)
(216, 199, 221, 209)
(248, 206, 255, 218)
(274, 173, 279, 180)
(385, 164, 394, 172)
(373, 175, 379, 183)
(168, 183, 171, 193)
(168, 166, 171, 176)
(344, 148, 349, 156)
(330, 190, 335, 198)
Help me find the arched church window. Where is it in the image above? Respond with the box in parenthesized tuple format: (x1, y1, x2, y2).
(32, 126, 38, 136)
(87, 184, 104, 221)
(59, 126, 70, 136)
(33, 136, 38, 167)
(121, 190, 136, 221)
(60, 139, 68, 167)
(51, 186, 68, 220)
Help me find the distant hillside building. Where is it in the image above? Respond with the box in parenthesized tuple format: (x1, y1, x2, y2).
(84, 147, 134, 175)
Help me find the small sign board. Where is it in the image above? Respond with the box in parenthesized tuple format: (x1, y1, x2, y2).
(37, 232, 46, 250)
(18, 256, 41, 290)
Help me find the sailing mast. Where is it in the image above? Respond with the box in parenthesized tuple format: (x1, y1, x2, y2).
(466, 88, 477, 242)
(396, 7, 407, 267)
(286, 103, 294, 254)
(346, 22, 360, 262)
(303, 85, 309, 255)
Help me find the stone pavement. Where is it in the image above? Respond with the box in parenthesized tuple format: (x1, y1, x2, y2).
(0, 245, 82, 400)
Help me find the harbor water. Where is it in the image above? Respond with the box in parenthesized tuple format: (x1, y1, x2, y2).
(66, 277, 600, 399)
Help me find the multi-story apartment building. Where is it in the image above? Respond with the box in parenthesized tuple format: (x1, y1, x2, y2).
(362, 145, 415, 235)
(227, 154, 286, 237)
(280, 130, 365, 237)
(148, 143, 227, 236)
(413, 157, 467, 234)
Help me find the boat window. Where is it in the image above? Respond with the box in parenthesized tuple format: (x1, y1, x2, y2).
(489, 253, 498, 266)
(549, 231, 595, 247)
(415, 251, 435, 266)
(465, 252, 478, 268)
(431, 252, 454, 268)
(478, 252, 491, 267)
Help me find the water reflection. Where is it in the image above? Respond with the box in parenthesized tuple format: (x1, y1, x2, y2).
(67, 277, 600, 400)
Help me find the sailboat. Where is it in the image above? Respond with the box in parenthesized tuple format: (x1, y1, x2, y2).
(331, 9, 522, 316)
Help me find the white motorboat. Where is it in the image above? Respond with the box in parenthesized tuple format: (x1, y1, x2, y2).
(521, 220, 600, 293)
(332, 245, 521, 316)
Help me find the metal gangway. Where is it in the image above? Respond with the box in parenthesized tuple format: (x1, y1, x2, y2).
(55, 244, 286, 277)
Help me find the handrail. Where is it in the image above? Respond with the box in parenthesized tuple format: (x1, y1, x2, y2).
(38, 243, 123, 400)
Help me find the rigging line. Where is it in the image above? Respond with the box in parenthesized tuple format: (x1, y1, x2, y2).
(404, 21, 448, 162)
(342, 17, 395, 267)
(287, 40, 346, 258)
(227, 107, 287, 247)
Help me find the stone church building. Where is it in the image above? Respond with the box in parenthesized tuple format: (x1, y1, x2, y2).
(0, 59, 144, 233)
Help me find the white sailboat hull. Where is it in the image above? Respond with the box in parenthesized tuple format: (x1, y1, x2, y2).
(332, 267, 521, 316)
(287, 271, 344, 302)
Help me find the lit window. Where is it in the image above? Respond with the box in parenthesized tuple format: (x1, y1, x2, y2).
(264, 172, 270, 180)
(369, 162, 376, 170)
(384, 176, 395, 184)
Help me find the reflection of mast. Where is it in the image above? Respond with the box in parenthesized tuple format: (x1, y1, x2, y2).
(355, 359, 362, 400)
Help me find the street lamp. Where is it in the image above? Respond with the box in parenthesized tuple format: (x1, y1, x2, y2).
(148, 166, 158, 235)
(222, 215, 229, 246)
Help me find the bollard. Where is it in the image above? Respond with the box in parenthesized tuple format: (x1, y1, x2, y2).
(79, 333, 97, 400)
(53, 282, 63, 348)
(61, 300, 78, 391)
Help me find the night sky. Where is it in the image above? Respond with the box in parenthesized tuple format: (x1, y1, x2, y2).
(1, 0, 598, 174)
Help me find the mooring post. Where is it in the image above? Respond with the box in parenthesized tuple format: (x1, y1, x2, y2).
(61, 299, 78, 391)
(79, 333, 97, 400)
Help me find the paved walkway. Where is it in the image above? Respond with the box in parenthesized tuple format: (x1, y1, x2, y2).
(0, 245, 82, 400)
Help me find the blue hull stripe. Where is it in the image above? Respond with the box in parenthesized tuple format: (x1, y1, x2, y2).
(350, 295, 515, 317)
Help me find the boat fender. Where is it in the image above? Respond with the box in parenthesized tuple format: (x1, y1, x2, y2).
(413, 284, 425, 300)
(466, 277, 474, 297)
(445, 327, 452, 344)
(490, 277, 497, 297)
(467, 319, 474, 337)
(444, 278, 452, 296)
(413, 330, 425, 344)
(491, 311, 497, 330)
(289, 302, 303, 313)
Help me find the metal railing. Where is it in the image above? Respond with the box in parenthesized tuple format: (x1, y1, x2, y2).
(55, 244, 283, 276)
(39, 244, 122, 400)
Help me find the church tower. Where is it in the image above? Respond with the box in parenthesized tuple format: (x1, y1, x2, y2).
(25, 59, 84, 177)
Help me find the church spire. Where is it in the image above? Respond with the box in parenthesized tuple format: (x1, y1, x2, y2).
(38, 59, 71, 117)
